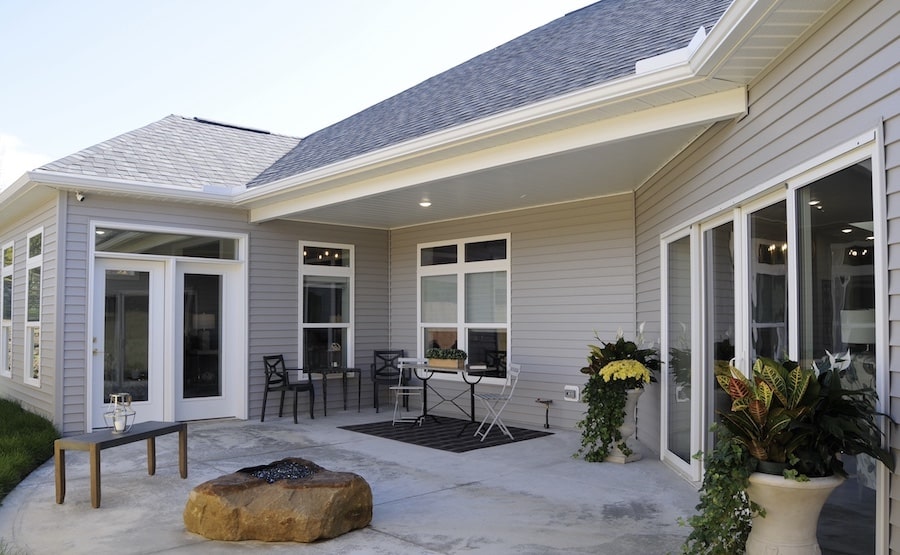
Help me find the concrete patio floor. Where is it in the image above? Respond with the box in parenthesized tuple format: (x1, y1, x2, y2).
(0, 410, 700, 554)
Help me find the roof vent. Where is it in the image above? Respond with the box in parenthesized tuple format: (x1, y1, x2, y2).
(635, 26, 707, 74)
(192, 117, 272, 135)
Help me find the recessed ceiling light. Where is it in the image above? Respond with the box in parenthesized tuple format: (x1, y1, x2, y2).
(808, 200, 820, 206)
(419, 201, 432, 208)
(842, 228, 853, 234)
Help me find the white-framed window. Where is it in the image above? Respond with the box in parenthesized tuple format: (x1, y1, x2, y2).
(299, 243, 354, 372)
(24, 228, 42, 386)
(418, 234, 510, 380)
(1, 241, 13, 378)
(661, 140, 885, 550)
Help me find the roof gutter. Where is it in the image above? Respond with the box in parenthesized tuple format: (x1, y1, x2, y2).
(235, 0, 761, 209)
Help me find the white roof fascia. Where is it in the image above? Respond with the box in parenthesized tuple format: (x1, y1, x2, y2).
(24, 170, 243, 205)
(236, 62, 722, 208)
(237, 2, 767, 210)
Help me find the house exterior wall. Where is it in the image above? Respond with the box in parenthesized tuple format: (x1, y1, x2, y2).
(388, 195, 638, 432)
(0, 192, 59, 424)
(633, 0, 899, 545)
(59, 194, 388, 433)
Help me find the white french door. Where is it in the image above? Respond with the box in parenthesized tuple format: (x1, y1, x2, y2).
(92, 258, 166, 426)
(175, 261, 244, 421)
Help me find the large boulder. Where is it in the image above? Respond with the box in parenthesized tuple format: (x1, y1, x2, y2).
(183, 458, 372, 542)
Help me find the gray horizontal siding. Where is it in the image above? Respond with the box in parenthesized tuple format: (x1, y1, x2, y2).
(389, 195, 637, 431)
(634, 0, 898, 519)
(0, 194, 59, 426)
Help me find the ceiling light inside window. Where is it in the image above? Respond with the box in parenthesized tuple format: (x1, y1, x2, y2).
(842, 228, 853, 234)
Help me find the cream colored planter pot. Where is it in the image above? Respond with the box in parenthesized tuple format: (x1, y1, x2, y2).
(745, 472, 844, 555)
(605, 388, 642, 463)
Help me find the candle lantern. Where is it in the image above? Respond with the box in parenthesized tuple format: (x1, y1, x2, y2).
(103, 392, 136, 433)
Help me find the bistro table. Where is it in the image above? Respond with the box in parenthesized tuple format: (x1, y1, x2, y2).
(410, 363, 489, 431)
(307, 366, 361, 416)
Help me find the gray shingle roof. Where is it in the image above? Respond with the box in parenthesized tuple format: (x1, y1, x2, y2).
(248, 0, 731, 187)
(41, 115, 300, 188)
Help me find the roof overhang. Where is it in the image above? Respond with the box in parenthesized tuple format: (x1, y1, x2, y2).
(237, 0, 845, 229)
(0, 0, 845, 230)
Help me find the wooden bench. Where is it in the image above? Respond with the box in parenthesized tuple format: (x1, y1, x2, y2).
(54, 420, 187, 508)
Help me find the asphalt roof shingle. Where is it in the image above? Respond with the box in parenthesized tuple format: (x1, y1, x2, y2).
(41, 0, 731, 190)
(41, 116, 301, 188)
(247, 0, 731, 187)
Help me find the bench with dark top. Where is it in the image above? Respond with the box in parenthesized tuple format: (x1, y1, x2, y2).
(54, 420, 187, 508)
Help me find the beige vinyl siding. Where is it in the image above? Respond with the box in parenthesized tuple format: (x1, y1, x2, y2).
(389, 195, 637, 431)
(0, 193, 58, 425)
(634, 0, 898, 521)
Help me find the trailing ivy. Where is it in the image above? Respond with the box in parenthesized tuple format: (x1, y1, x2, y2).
(679, 430, 761, 555)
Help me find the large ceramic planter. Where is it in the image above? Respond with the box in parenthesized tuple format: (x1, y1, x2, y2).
(605, 388, 642, 463)
(745, 472, 844, 555)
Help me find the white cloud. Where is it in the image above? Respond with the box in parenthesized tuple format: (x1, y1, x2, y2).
(0, 134, 52, 191)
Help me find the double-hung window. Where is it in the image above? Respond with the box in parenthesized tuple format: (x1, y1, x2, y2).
(1, 242, 12, 378)
(25, 229, 42, 386)
(418, 235, 510, 379)
(300, 244, 353, 371)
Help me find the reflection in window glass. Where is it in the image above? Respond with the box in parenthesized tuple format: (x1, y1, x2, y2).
(749, 201, 787, 361)
(465, 239, 506, 262)
(303, 245, 350, 267)
(465, 272, 506, 323)
(304, 328, 347, 369)
(95, 228, 237, 259)
(467, 329, 507, 376)
(28, 234, 42, 258)
(421, 245, 457, 266)
(2, 275, 10, 320)
(425, 327, 457, 350)
(29, 328, 40, 380)
(704, 222, 735, 447)
(27, 268, 40, 322)
(797, 164, 874, 368)
(2, 246, 11, 267)
(422, 275, 457, 322)
(667, 235, 692, 463)
(304, 276, 349, 323)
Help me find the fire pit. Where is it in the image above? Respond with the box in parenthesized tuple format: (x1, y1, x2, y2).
(184, 457, 372, 542)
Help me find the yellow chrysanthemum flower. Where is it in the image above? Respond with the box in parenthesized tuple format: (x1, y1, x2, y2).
(599, 359, 650, 383)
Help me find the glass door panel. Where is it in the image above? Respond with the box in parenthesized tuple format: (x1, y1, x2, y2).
(749, 201, 788, 361)
(796, 163, 877, 553)
(183, 273, 222, 398)
(666, 235, 693, 464)
(703, 221, 735, 449)
(92, 259, 165, 427)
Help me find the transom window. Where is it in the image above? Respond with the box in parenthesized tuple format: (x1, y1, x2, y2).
(95, 227, 238, 259)
(418, 235, 510, 377)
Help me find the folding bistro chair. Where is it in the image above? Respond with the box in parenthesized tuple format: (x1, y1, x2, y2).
(261, 355, 315, 423)
(371, 349, 405, 412)
(392, 358, 426, 425)
(473, 363, 521, 441)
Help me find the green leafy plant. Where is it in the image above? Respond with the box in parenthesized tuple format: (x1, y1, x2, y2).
(679, 428, 761, 555)
(574, 328, 659, 462)
(425, 347, 467, 360)
(680, 354, 894, 554)
(0, 398, 59, 503)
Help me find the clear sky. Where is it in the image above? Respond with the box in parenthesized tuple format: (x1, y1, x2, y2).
(0, 0, 594, 189)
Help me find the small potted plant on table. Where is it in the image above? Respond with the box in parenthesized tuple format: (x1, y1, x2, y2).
(425, 348, 467, 369)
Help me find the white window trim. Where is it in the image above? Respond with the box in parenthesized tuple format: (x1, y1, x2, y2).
(659, 132, 887, 552)
(417, 233, 511, 385)
(24, 228, 43, 387)
(1, 240, 13, 378)
(298, 241, 355, 376)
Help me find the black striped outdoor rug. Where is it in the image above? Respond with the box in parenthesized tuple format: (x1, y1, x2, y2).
(339, 417, 552, 453)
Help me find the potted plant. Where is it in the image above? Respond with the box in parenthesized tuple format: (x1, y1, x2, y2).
(425, 347, 467, 369)
(681, 355, 894, 554)
(574, 328, 659, 463)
